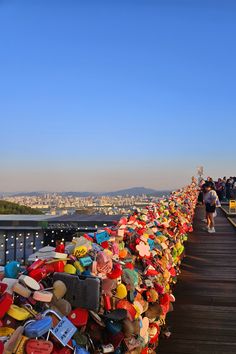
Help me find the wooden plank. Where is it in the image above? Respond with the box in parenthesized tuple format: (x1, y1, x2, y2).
(158, 207, 236, 354)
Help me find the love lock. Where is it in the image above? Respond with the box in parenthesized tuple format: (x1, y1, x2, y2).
(24, 316, 53, 338)
(43, 309, 77, 349)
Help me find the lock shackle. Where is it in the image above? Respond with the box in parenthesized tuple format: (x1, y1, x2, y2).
(42, 309, 62, 320)
(24, 319, 36, 328)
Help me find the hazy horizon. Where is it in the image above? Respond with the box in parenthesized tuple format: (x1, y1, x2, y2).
(1, 0, 236, 192)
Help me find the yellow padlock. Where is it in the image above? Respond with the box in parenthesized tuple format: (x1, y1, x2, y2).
(7, 305, 31, 321)
(74, 261, 85, 273)
(116, 283, 127, 299)
(73, 245, 87, 258)
(15, 335, 29, 354)
(0, 327, 14, 336)
(64, 264, 77, 275)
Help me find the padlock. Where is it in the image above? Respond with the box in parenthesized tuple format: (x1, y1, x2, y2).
(0, 293, 13, 319)
(7, 304, 31, 321)
(73, 246, 87, 258)
(68, 308, 88, 327)
(2, 278, 18, 294)
(24, 316, 53, 337)
(3, 325, 24, 354)
(25, 339, 54, 354)
(28, 267, 48, 282)
(0, 327, 14, 336)
(53, 280, 67, 300)
(13, 335, 28, 354)
(73, 262, 85, 274)
(12, 282, 32, 298)
(74, 346, 90, 354)
(64, 264, 76, 275)
(4, 261, 21, 279)
(51, 297, 72, 317)
(33, 290, 53, 303)
(0, 282, 8, 295)
(27, 259, 46, 273)
(19, 275, 40, 291)
(100, 344, 115, 353)
(79, 257, 92, 267)
(43, 309, 77, 348)
(53, 261, 65, 273)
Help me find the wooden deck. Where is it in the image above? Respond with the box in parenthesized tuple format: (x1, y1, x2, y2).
(158, 206, 236, 354)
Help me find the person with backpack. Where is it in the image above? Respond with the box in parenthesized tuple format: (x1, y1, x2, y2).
(203, 182, 219, 233)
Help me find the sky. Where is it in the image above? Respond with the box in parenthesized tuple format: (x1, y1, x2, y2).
(0, 0, 236, 192)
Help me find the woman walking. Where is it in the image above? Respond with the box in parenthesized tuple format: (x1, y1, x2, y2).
(203, 182, 219, 233)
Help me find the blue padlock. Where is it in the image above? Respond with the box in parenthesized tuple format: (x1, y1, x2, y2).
(79, 256, 92, 267)
(24, 316, 53, 338)
(75, 346, 90, 354)
(95, 231, 110, 244)
(147, 238, 155, 250)
(4, 261, 21, 279)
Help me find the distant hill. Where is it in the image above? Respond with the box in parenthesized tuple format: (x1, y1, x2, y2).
(3, 187, 170, 198)
(0, 200, 43, 215)
(61, 187, 170, 197)
(102, 187, 166, 196)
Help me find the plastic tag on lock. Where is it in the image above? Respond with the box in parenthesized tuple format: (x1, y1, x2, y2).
(25, 339, 54, 354)
(25, 316, 53, 338)
(51, 317, 77, 346)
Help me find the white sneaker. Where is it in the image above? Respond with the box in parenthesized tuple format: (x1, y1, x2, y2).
(202, 218, 207, 223)
(208, 227, 216, 233)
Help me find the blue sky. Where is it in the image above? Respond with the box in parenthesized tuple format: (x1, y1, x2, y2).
(0, 0, 236, 191)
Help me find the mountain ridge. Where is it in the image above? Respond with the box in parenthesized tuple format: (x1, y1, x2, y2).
(1, 187, 170, 197)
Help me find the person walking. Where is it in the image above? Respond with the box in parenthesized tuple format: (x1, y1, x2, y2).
(203, 182, 219, 233)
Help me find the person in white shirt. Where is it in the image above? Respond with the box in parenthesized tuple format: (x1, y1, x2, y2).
(203, 182, 218, 233)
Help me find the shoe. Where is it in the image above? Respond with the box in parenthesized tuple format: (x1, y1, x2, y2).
(202, 218, 207, 223)
(208, 228, 216, 233)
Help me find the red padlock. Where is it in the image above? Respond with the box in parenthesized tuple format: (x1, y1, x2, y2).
(28, 267, 48, 282)
(53, 261, 65, 273)
(27, 259, 46, 272)
(68, 307, 88, 327)
(55, 243, 65, 254)
(103, 294, 111, 311)
(25, 339, 54, 354)
(0, 283, 8, 295)
(0, 293, 13, 319)
(0, 341, 3, 354)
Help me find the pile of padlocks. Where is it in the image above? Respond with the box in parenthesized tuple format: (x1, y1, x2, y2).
(0, 182, 198, 354)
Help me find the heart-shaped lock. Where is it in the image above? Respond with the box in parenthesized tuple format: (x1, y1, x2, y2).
(25, 339, 53, 354)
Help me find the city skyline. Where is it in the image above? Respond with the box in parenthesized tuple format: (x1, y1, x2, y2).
(1, 0, 236, 192)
